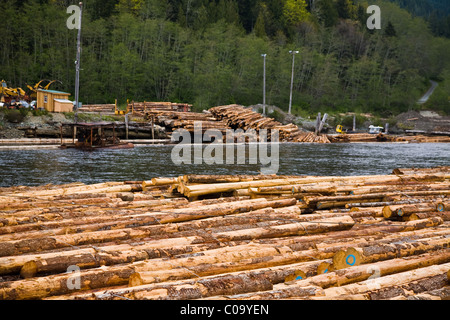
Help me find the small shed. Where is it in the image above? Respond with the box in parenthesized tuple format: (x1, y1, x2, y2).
(54, 99, 74, 113)
(37, 89, 71, 112)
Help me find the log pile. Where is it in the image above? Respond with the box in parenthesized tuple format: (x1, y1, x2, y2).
(0, 167, 449, 300)
(328, 133, 450, 143)
(328, 133, 388, 143)
(129, 101, 192, 114)
(209, 105, 330, 143)
(77, 104, 116, 113)
(388, 134, 450, 143)
(144, 110, 231, 137)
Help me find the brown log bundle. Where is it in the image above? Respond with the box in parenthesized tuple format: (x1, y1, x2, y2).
(209, 104, 330, 143)
(0, 167, 449, 300)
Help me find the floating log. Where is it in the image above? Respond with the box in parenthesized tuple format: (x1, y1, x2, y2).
(316, 260, 450, 299)
(1, 167, 449, 300)
(215, 251, 450, 300)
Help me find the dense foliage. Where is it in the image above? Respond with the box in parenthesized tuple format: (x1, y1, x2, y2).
(387, 0, 450, 37)
(1, 0, 449, 116)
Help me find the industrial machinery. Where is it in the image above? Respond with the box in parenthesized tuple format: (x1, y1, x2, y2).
(26, 79, 62, 99)
(0, 80, 28, 107)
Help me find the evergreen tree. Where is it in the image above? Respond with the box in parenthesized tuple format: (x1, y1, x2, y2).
(254, 10, 267, 38)
(336, 0, 354, 20)
(385, 21, 397, 37)
(317, 0, 338, 27)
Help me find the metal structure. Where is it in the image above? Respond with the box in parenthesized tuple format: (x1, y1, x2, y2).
(60, 122, 134, 150)
(261, 54, 267, 115)
(288, 50, 299, 115)
(74, 2, 83, 123)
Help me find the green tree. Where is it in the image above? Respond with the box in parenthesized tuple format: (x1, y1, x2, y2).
(384, 21, 397, 37)
(254, 10, 267, 38)
(336, 0, 355, 20)
(317, 0, 339, 27)
(283, 0, 310, 26)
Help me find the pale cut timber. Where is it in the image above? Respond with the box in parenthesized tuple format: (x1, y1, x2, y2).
(211, 251, 450, 300)
(180, 173, 450, 197)
(334, 236, 450, 267)
(316, 261, 450, 299)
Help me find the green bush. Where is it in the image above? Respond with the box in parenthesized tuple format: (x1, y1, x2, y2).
(5, 109, 26, 123)
(32, 109, 49, 117)
(268, 109, 285, 123)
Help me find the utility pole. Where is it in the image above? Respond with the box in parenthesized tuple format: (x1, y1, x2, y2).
(74, 2, 83, 123)
(288, 50, 299, 115)
(261, 54, 267, 115)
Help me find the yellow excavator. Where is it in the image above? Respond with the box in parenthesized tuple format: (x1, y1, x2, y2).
(26, 79, 62, 99)
(0, 80, 27, 107)
(336, 125, 344, 134)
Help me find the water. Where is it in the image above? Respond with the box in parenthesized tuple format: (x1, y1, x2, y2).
(0, 143, 449, 187)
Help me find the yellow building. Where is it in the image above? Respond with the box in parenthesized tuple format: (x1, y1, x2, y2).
(54, 99, 74, 112)
(37, 89, 71, 112)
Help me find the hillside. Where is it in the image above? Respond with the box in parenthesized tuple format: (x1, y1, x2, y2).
(0, 0, 449, 117)
(386, 0, 450, 37)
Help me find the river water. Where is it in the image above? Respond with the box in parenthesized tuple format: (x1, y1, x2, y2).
(0, 143, 449, 187)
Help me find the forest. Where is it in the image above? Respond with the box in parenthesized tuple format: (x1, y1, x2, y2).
(1, 0, 449, 117)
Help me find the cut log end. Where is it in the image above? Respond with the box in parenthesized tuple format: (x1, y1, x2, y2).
(317, 262, 334, 275)
(333, 248, 362, 270)
(128, 272, 145, 287)
(20, 260, 38, 279)
(284, 270, 307, 284)
(382, 206, 394, 219)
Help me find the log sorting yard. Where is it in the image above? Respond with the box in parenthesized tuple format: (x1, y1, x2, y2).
(0, 166, 449, 300)
(3, 103, 450, 146)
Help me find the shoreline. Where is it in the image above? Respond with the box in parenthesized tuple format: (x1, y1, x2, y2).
(0, 137, 445, 150)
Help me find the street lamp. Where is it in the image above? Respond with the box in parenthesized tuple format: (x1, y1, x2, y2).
(74, 2, 83, 123)
(288, 50, 299, 115)
(261, 54, 267, 115)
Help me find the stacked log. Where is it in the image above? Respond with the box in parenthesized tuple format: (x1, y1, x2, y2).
(209, 104, 330, 143)
(328, 133, 388, 143)
(0, 167, 449, 300)
(390, 135, 450, 143)
(77, 104, 116, 113)
(329, 133, 450, 143)
(143, 109, 231, 137)
(130, 101, 192, 114)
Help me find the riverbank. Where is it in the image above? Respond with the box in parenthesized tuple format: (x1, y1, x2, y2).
(0, 167, 448, 300)
(1, 107, 449, 143)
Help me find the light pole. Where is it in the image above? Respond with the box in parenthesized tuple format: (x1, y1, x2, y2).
(288, 50, 299, 115)
(261, 54, 267, 115)
(74, 2, 83, 123)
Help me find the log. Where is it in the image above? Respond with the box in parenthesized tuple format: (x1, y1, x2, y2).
(366, 273, 449, 300)
(0, 243, 333, 300)
(211, 215, 354, 242)
(214, 251, 450, 300)
(381, 203, 438, 220)
(406, 211, 450, 221)
(316, 261, 450, 299)
(0, 214, 351, 276)
(400, 287, 450, 300)
(179, 173, 450, 198)
(332, 236, 450, 270)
